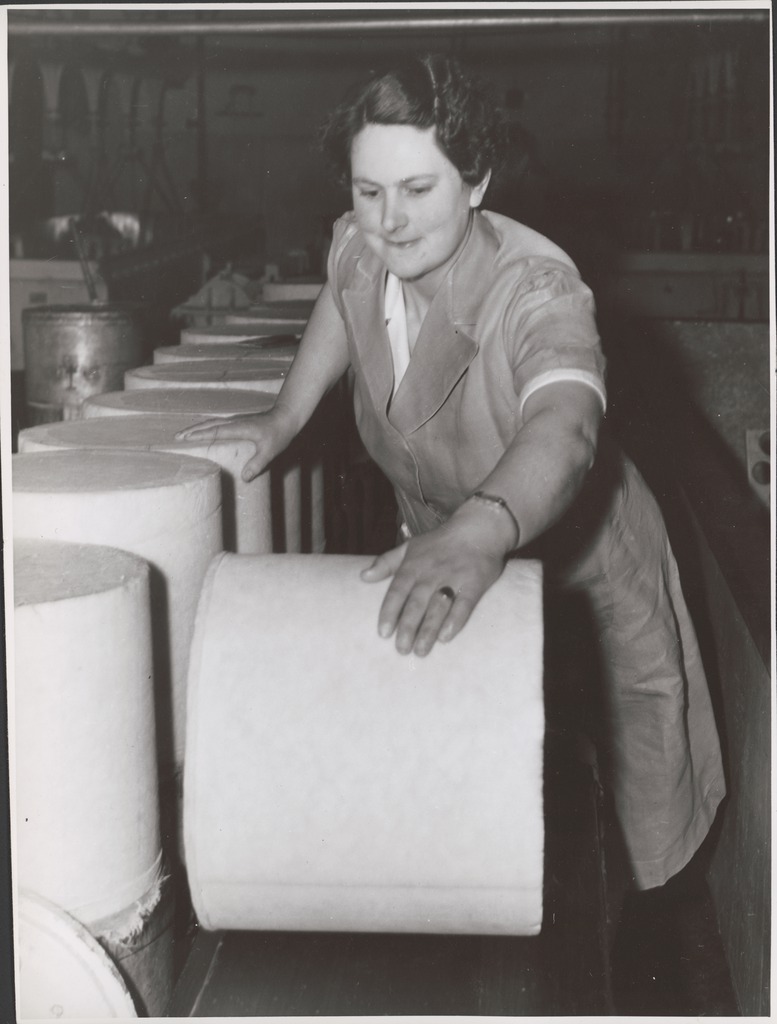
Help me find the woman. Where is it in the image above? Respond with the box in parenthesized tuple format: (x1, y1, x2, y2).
(179, 55, 724, 893)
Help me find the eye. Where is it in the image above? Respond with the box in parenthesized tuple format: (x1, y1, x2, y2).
(356, 188, 379, 200)
(405, 185, 431, 197)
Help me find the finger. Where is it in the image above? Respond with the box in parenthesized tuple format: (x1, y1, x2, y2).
(413, 589, 457, 657)
(438, 594, 477, 643)
(360, 543, 407, 583)
(393, 589, 438, 655)
(241, 451, 270, 482)
(177, 419, 234, 440)
(373, 568, 418, 639)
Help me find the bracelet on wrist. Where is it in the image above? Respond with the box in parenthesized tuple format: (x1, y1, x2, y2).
(470, 490, 520, 548)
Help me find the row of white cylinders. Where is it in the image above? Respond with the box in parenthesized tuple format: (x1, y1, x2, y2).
(12, 298, 546, 1017)
(12, 304, 322, 1012)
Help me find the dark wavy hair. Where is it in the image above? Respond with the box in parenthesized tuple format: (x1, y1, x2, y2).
(320, 54, 508, 190)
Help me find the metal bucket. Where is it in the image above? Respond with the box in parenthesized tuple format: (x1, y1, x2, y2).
(22, 304, 148, 425)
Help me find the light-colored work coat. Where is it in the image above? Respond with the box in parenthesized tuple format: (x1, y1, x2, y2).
(328, 208, 725, 890)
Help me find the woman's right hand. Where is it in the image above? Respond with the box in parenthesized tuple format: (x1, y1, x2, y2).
(175, 410, 295, 482)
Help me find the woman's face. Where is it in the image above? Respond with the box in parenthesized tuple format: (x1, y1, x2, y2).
(350, 123, 489, 293)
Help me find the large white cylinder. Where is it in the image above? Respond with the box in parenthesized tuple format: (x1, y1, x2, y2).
(124, 359, 288, 395)
(184, 554, 545, 936)
(81, 387, 277, 420)
(12, 450, 223, 781)
(18, 893, 138, 1019)
(154, 340, 296, 365)
(262, 283, 322, 303)
(234, 299, 313, 317)
(180, 323, 300, 346)
(14, 538, 160, 926)
(224, 313, 308, 333)
(77, 391, 313, 553)
(18, 415, 274, 555)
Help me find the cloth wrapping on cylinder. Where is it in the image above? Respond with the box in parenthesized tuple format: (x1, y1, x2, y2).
(19, 415, 275, 555)
(124, 360, 287, 395)
(12, 450, 223, 775)
(13, 539, 161, 926)
(180, 324, 300, 345)
(89, 871, 175, 1017)
(154, 341, 296, 365)
(81, 387, 278, 420)
(184, 554, 545, 936)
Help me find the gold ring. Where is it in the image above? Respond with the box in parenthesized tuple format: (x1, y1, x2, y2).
(437, 586, 455, 601)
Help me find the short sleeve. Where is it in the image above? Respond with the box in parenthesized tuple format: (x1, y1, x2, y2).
(503, 261, 607, 415)
(326, 212, 360, 319)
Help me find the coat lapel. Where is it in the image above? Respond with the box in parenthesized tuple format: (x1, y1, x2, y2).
(340, 211, 501, 434)
(342, 262, 394, 417)
(388, 212, 499, 435)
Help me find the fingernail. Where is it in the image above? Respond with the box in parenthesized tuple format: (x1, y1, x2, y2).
(439, 625, 453, 642)
(378, 622, 391, 638)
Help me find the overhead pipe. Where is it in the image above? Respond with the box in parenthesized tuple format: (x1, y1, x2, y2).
(7, 10, 768, 36)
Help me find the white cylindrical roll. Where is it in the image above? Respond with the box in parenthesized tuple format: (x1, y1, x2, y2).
(81, 388, 277, 420)
(14, 539, 160, 926)
(184, 554, 545, 936)
(124, 360, 287, 395)
(78, 390, 309, 554)
(262, 282, 322, 303)
(154, 341, 296, 366)
(19, 416, 273, 555)
(180, 324, 300, 346)
(246, 299, 316, 317)
(12, 450, 223, 777)
(18, 893, 138, 1019)
(224, 313, 308, 333)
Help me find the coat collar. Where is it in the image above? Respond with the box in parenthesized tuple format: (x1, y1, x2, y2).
(341, 211, 500, 434)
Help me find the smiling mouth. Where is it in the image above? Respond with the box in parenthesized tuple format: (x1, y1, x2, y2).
(386, 239, 419, 248)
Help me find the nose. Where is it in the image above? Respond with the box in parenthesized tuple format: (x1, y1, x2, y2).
(381, 193, 408, 234)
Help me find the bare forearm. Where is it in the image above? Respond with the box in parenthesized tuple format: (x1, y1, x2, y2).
(273, 282, 351, 437)
(467, 382, 602, 550)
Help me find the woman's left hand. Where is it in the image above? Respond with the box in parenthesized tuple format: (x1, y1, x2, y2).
(360, 499, 518, 657)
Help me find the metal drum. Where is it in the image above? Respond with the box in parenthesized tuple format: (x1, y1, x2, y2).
(22, 304, 148, 425)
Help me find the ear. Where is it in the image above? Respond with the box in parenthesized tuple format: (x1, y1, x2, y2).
(469, 170, 492, 208)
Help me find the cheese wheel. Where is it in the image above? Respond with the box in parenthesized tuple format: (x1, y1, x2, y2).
(18, 894, 138, 1018)
(184, 554, 545, 936)
(81, 388, 277, 420)
(78, 391, 314, 553)
(227, 298, 314, 320)
(19, 416, 275, 555)
(224, 313, 308, 333)
(262, 282, 322, 302)
(154, 341, 296, 366)
(124, 360, 287, 395)
(12, 450, 223, 775)
(180, 324, 300, 345)
(14, 538, 160, 924)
